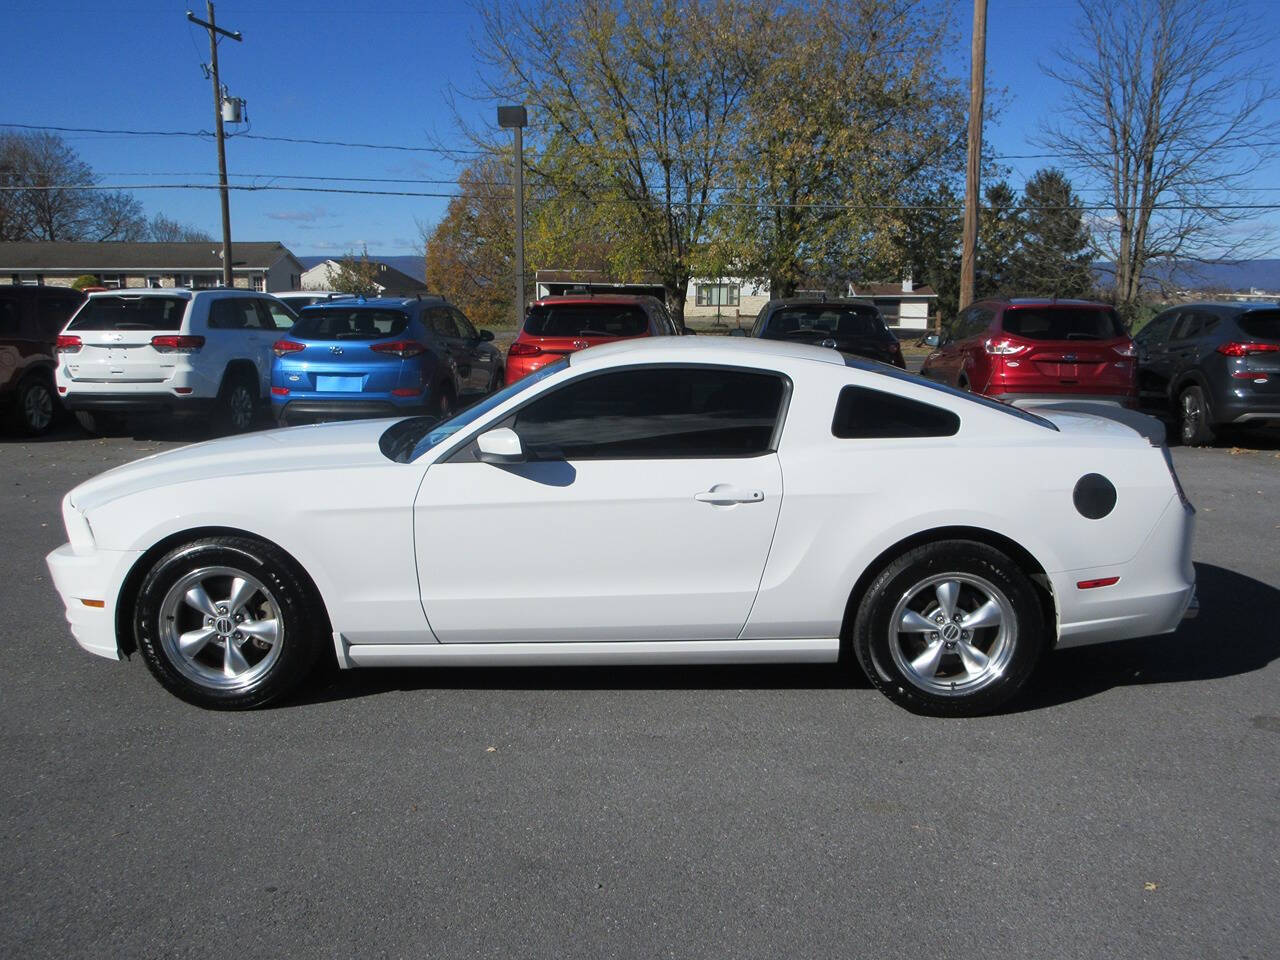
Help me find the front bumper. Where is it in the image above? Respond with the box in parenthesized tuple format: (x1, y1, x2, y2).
(45, 542, 142, 661)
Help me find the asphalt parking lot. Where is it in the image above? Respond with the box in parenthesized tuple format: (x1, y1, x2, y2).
(2, 418, 1278, 960)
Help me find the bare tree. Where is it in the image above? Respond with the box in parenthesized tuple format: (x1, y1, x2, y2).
(147, 213, 213, 243)
(1041, 0, 1277, 320)
(0, 131, 147, 241)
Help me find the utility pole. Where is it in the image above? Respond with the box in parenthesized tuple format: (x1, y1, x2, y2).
(187, 4, 241, 289)
(959, 0, 987, 311)
(498, 106, 528, 328)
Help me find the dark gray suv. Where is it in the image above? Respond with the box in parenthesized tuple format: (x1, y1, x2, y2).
(1134, 302, 1280, 444)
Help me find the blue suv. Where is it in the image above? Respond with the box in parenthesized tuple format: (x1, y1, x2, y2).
(270, 296, 503, 426)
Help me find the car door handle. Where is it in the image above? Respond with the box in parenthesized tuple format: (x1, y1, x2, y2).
(694, 485, 765, 505)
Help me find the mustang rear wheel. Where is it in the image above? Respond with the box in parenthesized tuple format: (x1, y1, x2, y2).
(134, 536, 327, 708)
(852, 540, 1046, 716)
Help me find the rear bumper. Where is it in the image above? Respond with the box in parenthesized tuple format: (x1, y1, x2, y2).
(1000, 392, 1135, 407)
(274, 397, 427, 425)
(1053, 497, 1196, 649)
(45, 542, 141, 661)
(60, 392, 215, 415)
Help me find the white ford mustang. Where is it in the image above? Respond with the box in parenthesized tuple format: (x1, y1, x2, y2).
(46, 337, 1197, 715)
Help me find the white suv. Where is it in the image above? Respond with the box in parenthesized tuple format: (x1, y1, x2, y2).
(55, 289, 297, 433)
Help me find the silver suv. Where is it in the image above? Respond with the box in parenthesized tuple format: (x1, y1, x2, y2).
(55, 289, 297, 433)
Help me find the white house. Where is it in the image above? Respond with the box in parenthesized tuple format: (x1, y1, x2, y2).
(301, 260, 428, 296)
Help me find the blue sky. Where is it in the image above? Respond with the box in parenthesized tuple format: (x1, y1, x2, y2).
(3, 0, 1279, 258)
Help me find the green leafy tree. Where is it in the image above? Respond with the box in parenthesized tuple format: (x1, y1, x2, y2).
(1006, 168, 1094, 298)
(326, 247, 381, 296)
(974, 181, 1022, 299)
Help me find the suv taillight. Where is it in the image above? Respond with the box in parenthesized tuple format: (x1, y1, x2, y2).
(150, 335, 205, 353)
(508, 341, 542, 357)
(983, 337, 1028, 356)
(272, 340, 306, 357)
(1217, 341, 1280, 357)
(370, 340, 426, 358)
(55, 335, 82, 353)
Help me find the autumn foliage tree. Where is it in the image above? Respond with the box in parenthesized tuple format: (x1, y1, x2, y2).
(326, 247, 382, 296)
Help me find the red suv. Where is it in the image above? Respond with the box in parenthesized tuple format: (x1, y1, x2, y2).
(921, 298, 1136, 405)
(506, 294, 681, 384)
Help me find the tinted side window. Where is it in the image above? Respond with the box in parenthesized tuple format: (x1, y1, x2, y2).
(1137, 312, 1176, 346)
(0, 297, 21, 336)
(257, 299, 297, 331)
(208, 298, 262, 330)
(513, 366, 786, 460)
(429, 308, 459, 339)
(451, 308, 477, 339)
(832, 386, 960, 439)
(37, 297, 81, 337)
(1170, 312, 1202, 340)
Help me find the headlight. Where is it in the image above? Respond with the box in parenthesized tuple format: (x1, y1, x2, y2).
(61, 493, 95, 555)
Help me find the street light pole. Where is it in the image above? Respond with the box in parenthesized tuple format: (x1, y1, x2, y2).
(498, 105, 528, 329)
(187, 3, 241, 289)
(959, 0, 987, 312)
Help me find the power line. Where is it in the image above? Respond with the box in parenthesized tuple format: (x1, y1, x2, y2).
(10, 121, 1280, 165)
(4, 181, 1280, 213)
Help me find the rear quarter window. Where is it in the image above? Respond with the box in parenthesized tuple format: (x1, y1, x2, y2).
(832, 386, 960, 438)
(67, 296, 188, 331)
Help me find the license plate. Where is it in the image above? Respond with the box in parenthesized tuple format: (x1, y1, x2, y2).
(316, 375, 362, 392)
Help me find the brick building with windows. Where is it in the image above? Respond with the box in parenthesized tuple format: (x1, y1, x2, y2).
(0, 241, 305, 292)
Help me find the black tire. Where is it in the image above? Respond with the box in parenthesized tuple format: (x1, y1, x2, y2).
(488, 366, 504, 394)
(851, 540, 1046, 716)
(74, 409, 125, 435)
(133, 536, 328, 709)
(1178, 384, 1216, 447)
(13, 374, 57, 436)
(218, 372, 258, 433)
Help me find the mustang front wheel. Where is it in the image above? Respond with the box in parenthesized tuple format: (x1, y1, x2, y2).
(853, 541, 1046, 716)
(133, 536, 327, 708)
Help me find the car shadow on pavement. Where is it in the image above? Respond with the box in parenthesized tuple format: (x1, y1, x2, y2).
(293, 562, 1277, 711)
(1008, 562, 1280, 713)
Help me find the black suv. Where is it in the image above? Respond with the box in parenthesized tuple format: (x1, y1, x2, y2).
(0, 285, 85, 435)
(735, 297, 905, 367)
(1135, 302, 1280, 444)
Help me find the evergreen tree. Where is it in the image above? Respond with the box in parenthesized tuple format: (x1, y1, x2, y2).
(975, 180, 1022, 299)
(1007, 168, 1095, 298)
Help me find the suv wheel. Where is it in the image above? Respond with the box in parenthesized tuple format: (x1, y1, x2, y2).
(851, 541, 1046, 716)
(1179, 385, 1216, 446)
(219, 374, 257, 433)
(436, 388, 455, 420)
(14, 375, 56, 436)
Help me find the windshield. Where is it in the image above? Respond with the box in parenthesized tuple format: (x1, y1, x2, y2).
(292, 308, 409, 340)
(766, 306, 888, 339)
(524, 303, 648, 337)
(67, 295, 188, 331)
(1238, 310, 1280, 341)
(380, 358, 570, 462)
(1002, 307, 1125, 341)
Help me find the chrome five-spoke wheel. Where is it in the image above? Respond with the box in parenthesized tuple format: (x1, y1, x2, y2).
(890, 574, 1016, 697)
(158, 566, 283, 691)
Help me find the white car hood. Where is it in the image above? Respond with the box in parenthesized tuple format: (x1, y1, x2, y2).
(69, 419, 399, 513)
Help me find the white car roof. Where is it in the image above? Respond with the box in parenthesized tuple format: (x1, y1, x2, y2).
(569, 335, 846, 370)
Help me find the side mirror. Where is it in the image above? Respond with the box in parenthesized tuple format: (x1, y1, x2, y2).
(727, 328, 748, 337)
(479, 329, 494, 342)
(476, 427, 525, 465)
